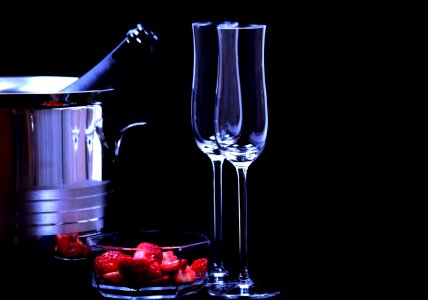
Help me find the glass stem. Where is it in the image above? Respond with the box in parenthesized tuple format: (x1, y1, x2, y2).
(211, 158, 227, 275)
(236, 166, 252, 285)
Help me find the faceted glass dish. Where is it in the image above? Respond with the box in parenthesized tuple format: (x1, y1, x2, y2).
(86, 230, 211, 299)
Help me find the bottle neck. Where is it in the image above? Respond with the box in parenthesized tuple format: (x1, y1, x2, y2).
(60, 24, 158, 93)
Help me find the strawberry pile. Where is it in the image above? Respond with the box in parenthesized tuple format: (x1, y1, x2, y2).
(55, 232, 89, 258)
(93, 241, 208, 287)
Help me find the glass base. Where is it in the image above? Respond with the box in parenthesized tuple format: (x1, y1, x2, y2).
(205, 269, 230, 287)
(208, 280, 281, 299)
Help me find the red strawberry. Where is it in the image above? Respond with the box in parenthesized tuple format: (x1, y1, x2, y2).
(55, 234, 71, 255)
(133, 242, 163, 264)
(118, 257, 161, 285)
(162, 250, 177, 262)
(179, 259, 188, 271)
(55, 233, 88, 258)
(191, 258, 208, 277)
(103, 271, 124, 285)
(145, 261, 162, 280)
(174, 265, 196, 283)
(160, 251, 179, 274)
(94, 250, 130, 275)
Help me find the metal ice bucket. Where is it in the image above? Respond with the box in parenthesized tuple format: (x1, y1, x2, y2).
(0, 76, 142, 249)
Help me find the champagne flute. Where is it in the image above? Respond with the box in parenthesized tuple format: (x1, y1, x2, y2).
(211, 23, 281, 298)
(191, 21, 236, 286)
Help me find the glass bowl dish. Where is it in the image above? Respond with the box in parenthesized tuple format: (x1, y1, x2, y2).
(86, 230, 211, 299)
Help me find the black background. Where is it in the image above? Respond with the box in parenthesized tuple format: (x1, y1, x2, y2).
(0, 3, 381, 300)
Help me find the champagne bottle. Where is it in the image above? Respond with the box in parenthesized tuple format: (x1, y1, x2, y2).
(61, 23, 158, 92)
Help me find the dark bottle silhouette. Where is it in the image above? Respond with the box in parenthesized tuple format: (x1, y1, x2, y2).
(61, 23, 158, 92)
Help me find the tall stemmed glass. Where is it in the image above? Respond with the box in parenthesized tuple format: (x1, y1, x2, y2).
(211, 23, 281, 298)
(191, 21, 235, 286)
